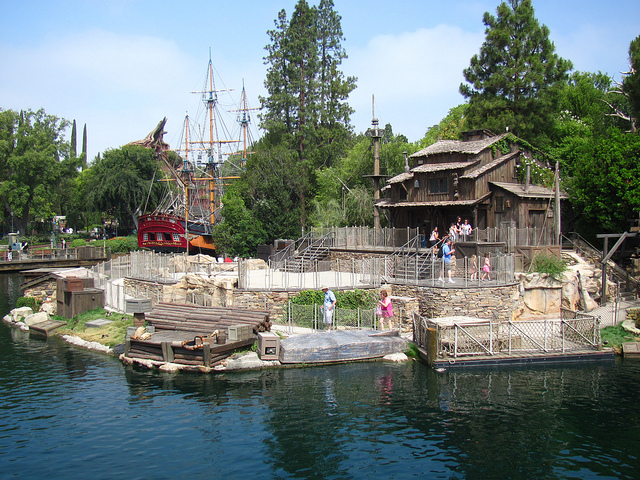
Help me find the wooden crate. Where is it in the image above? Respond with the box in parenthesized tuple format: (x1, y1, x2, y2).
(257, 331, 280, 360)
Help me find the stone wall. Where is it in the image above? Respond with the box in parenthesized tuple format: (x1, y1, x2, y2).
(392, 283, 521, 322)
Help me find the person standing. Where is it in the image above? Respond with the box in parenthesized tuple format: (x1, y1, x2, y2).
(481, 253, 491, 281)
(321, 285, 337, 331)
(378, 290, 394, 331)
(441, 238, 456, 283)
(429, 226, 439, 247)
(461, 219, 472, 239)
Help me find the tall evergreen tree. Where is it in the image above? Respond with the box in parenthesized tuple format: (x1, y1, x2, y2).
(459, 0, 572, 145)
(259, 0, 355, 230)
(81, 123, 87, 169)
(70, 120, 77, 158)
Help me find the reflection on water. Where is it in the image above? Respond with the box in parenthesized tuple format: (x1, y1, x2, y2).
(1, 272, 639, 479)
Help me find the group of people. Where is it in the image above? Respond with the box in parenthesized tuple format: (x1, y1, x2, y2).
(424, 217, 473, 248)
(321, 285, 395, 332)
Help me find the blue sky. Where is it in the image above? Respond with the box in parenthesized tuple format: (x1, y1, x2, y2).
(1, 0, 638, 161)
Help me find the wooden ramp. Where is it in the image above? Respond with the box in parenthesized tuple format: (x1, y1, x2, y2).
(29, 319, 67, 337)
(279, 330, 407, 364)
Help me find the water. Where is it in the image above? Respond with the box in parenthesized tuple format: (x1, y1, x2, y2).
(1, 273, 640, 479)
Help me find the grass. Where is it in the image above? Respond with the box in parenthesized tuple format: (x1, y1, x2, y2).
(405, 342, 419, 359)
(55, 308, 133, 348)
(601, 324, 639, 349)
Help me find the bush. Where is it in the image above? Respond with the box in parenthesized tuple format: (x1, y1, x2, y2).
(16, 296, 41, 312)
(291, 288, 378, 309)
(531, 254, 567, 278)
(71, 238, 88, 248)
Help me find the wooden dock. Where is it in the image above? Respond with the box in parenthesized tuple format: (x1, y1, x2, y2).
(29, 319, 68, 337)
(420, 348, 616, 369)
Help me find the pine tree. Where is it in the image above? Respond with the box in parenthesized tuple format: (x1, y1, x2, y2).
(81, 123, 88, 169)
(459, 0, 572, 144)
(259, 0, 355, 229)
(70, 120, 77, 158)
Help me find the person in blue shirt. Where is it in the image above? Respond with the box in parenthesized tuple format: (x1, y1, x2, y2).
(321, 285, 337, 331)
(439, 238, 456, 283)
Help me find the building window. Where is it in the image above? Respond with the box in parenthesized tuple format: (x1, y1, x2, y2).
(173, 233, 180, 242)
(495, 195, 504, 213)
(143, 233, 148, 241)
(429, 177, 448, 194)
(414, 179, 420, 188)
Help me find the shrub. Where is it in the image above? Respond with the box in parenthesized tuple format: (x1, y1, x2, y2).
(71, 238, 88, 248)
(16, 296, 41, 312)
(291, 288, 378, 309)
(531, 254, 567, 278)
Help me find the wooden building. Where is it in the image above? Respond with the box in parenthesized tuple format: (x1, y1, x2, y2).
(377, 130, 565, 238)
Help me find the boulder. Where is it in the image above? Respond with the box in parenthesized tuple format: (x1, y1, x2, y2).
(24, 311, 50, 326)
(11, 307, 33, 323)
(40, 301, 56, 315)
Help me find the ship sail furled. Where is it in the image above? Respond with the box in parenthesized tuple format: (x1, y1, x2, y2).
(136, 53, 256, 254)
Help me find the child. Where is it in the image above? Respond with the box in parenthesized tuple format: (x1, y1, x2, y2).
(470, 255, 478, 280)
(481, 253, 491, 281)
(378, 290, 394, 331)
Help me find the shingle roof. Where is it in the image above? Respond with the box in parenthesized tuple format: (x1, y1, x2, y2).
(460, 151, 519, 179)
(490, 182, 568, 199)
(386, 171, 414, 184)
(410, 133, 510, 158)
(376, 192, 492, 208)
(412, 161, 478, 173)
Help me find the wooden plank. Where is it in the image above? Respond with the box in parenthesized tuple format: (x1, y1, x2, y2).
(29, 319, 67, 337)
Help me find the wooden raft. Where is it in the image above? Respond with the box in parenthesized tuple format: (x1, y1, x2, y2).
(124, 303, 271, 368)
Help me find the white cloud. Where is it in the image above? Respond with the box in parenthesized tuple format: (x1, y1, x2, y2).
(345, 24, 484, 140)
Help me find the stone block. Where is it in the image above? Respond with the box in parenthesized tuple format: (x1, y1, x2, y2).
(85, 318, 114, 328)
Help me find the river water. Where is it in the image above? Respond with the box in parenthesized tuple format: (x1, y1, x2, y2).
(1, 273, 640, 479)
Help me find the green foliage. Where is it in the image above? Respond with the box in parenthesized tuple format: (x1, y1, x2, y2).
(0, 108, 75, 234)
(16, 296, 41, 311)
(570, 128, 640, 234)
(419, 104, 468, 147)
(531, 254, 567, 278)
(460, 0, 572, 145)
(405, 342, 419, 359)
(87, 145, 164, 232)
(259, 0, 356, 229)
(621, 35, 640, 132)
(600, 324, 637, 349)
(103, 235, 139, 253)
(70, 238, 88, 248)
(212, 186, 266, 257)
(291, 288, 377, 308)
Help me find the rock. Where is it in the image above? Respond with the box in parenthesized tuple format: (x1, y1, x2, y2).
(24, 311, 50, 326)
(159, 363, 181, 373)
(11, 306, 33, 323)
(383, 352, 409, 362)
(39, 302, 56, 315)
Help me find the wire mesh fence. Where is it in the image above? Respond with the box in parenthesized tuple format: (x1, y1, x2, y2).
(281, 302, 384, 334)
(416, 314, 601, 358)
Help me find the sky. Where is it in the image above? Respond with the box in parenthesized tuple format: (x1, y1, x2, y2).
(1, 0, 639, 161)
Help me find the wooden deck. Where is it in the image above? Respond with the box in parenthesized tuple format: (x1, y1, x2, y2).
(419, 347, 615, 369)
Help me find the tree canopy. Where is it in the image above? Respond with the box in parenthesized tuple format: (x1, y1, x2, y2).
(460, 0, 572, 146)
(0, 108, 76, 234)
